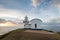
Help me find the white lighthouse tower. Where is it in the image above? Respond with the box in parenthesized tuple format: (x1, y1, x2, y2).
(23, 16, 31, 29)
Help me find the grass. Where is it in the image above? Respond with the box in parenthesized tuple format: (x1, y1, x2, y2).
(0, 29, 60, 40)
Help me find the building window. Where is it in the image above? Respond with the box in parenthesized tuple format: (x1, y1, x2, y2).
(35, 24, 37, 28)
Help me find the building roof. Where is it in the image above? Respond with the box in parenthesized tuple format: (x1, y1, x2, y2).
(30, 18, 42, 22)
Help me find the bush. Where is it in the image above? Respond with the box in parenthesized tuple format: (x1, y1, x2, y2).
(57, 32, 60, 35)
(43, 30, 54, 32)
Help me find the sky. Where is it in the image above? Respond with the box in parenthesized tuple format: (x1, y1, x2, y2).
(0, 0, 60, 22)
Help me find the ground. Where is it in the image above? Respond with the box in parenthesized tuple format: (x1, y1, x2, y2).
(0, 29, 60, 40)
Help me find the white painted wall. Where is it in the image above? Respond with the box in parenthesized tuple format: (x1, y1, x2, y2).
(24, 24, 31, 28)
(30, 19, 42, 29)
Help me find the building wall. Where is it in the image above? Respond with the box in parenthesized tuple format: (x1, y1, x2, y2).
(24, 24, 31, 28)
(30, 19, 42, 29)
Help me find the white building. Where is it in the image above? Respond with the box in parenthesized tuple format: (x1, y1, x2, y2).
(23, 16, 42, 29)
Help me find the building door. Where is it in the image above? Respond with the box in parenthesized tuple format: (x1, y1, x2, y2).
(35, 24, 37, 29)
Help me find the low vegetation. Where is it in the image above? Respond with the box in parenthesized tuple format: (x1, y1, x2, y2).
(57, 32, 60, 35)
(43, 29, 54, 32)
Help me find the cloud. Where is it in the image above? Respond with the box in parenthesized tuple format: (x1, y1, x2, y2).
(29, 0, 60, 22)
(31, 0, 42, 7)
(51, 0, 60, 13)
(0, 0, 20, 9)
(48, 16, 60, 23)
(31, 0, 52, 8)
(0, 7, 26, 19)
(47, 17, 60, 32)
(55, 4, 60, 13)
(41, 16, 60, 32)
(30, 0, 52, 14)
(33, 0, 59, 12)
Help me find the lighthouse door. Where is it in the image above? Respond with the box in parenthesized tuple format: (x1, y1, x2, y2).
(35, 24, 37, 29)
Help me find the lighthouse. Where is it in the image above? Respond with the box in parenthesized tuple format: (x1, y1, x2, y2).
(23, 16, 31, 29)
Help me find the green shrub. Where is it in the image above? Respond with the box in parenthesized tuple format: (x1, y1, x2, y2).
(57, 32, 60, 35)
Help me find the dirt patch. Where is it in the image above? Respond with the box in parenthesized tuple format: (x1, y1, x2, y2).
(25, 30, 55, 34)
